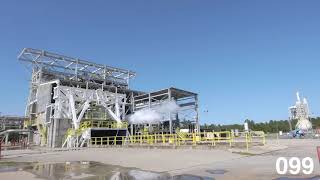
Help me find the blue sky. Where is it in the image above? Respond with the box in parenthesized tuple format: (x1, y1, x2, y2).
(1, 1, 320, 124)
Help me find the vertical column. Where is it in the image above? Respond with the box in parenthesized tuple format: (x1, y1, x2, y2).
(5, 133, 9, 145)
(195, 95, 200, 133)
(103, 65, 107, 87)
(75, 59, 79, 81)
(115, 87, 120, 119)
(27, 131, 32, 145)
(122, 97, 126, 120)
(38, 68, 43, 84)
(47, 119, 55, 148)
(131, 93, 134, 136)
(168, 88, 172, 134)
(127, 71, 130, 89)
(132, 92, 135, 112)
(52, 119, 72, 148)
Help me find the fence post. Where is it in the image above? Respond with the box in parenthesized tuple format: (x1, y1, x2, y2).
(140, 135, 143, 145)
(212, 135, 216, 146)
(245, 133, 249, 152)
(162, 134, 165, 144)
(192, 133, 196, 146)
(228, 132, 232, 147)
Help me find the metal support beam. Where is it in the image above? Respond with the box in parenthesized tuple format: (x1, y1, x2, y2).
(168, 88, 172, 134)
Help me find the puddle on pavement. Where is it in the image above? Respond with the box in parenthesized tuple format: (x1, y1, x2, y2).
(205, 169, 227, 175)
(0, 161, 215, 180)
(274, 176, 320, 180)
(172, 174, 215, 180)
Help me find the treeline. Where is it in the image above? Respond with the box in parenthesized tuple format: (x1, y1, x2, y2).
(200, 117, 320, 133)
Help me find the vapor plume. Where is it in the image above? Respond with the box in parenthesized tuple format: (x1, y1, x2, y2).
(129, 100, 179, 124)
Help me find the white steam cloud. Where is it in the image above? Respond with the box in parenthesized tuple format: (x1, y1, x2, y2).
(129, 100, 180, 124)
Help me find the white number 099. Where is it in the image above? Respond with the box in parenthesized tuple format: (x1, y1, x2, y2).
(276, 157, 314, 175)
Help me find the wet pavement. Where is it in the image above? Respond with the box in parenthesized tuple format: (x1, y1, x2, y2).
(1, 140, 319, 180)
(274, 176, 320, 180)
(0, 161, 215, 180)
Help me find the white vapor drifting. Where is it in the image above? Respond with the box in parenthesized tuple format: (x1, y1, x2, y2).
(129, 100, 180, 124)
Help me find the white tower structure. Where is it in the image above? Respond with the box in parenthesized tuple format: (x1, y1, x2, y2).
(289, 92, 312, 131)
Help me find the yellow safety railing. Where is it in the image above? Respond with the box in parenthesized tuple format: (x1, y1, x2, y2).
(249, 131, 266, 145)
(90, 131, 233, 147)
(232, 131, 266, 152)
(23, 119, 36, 128)
(91, 136, 128, 146)
(83, 120, 128, 129)
(128, 133, 180, 145)
(213, 131, 232, 146)
(63, 121, 129, 146)
(245, 133, 249, 151)
(89, 130, 266, 152)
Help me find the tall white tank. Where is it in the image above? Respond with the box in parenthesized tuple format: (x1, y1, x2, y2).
(290, 92, 312, 131)
(244, 122, 249, 132)
(296, 118, 312, 131)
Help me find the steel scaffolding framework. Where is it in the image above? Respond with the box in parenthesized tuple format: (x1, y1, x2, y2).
(133, 88, 199, 134)
(19, 48, 200, 148)
(18, 48, 136, 89)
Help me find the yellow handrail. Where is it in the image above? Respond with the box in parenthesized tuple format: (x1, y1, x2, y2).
(89, 130, 266, 152)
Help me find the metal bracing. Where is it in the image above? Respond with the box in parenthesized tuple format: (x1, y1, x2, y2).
(19, 48, 141, 148)
(0, 116, 26, 131)
(53, 85, 126, 123)
(57, 85, 127, 148)
(0, 129, 33, 145)
(18, 48, 136, 89)
(19, 48, 201, 148)
(132, 87, 199, 134)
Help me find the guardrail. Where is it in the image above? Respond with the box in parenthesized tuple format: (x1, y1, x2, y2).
(63, 121, 128, 143)
(89, 131, 266, 151)
(231, 131, 266, 151)
(91, 136, 127, 146)
(24, 119, 36, 128)
(82, 120, 128, 129)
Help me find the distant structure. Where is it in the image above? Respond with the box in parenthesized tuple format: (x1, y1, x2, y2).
(0, 115, 32, 145)
(19, 48, 199, 148)
(0, 115, 25, 131)
(289, 92, 312, 131)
